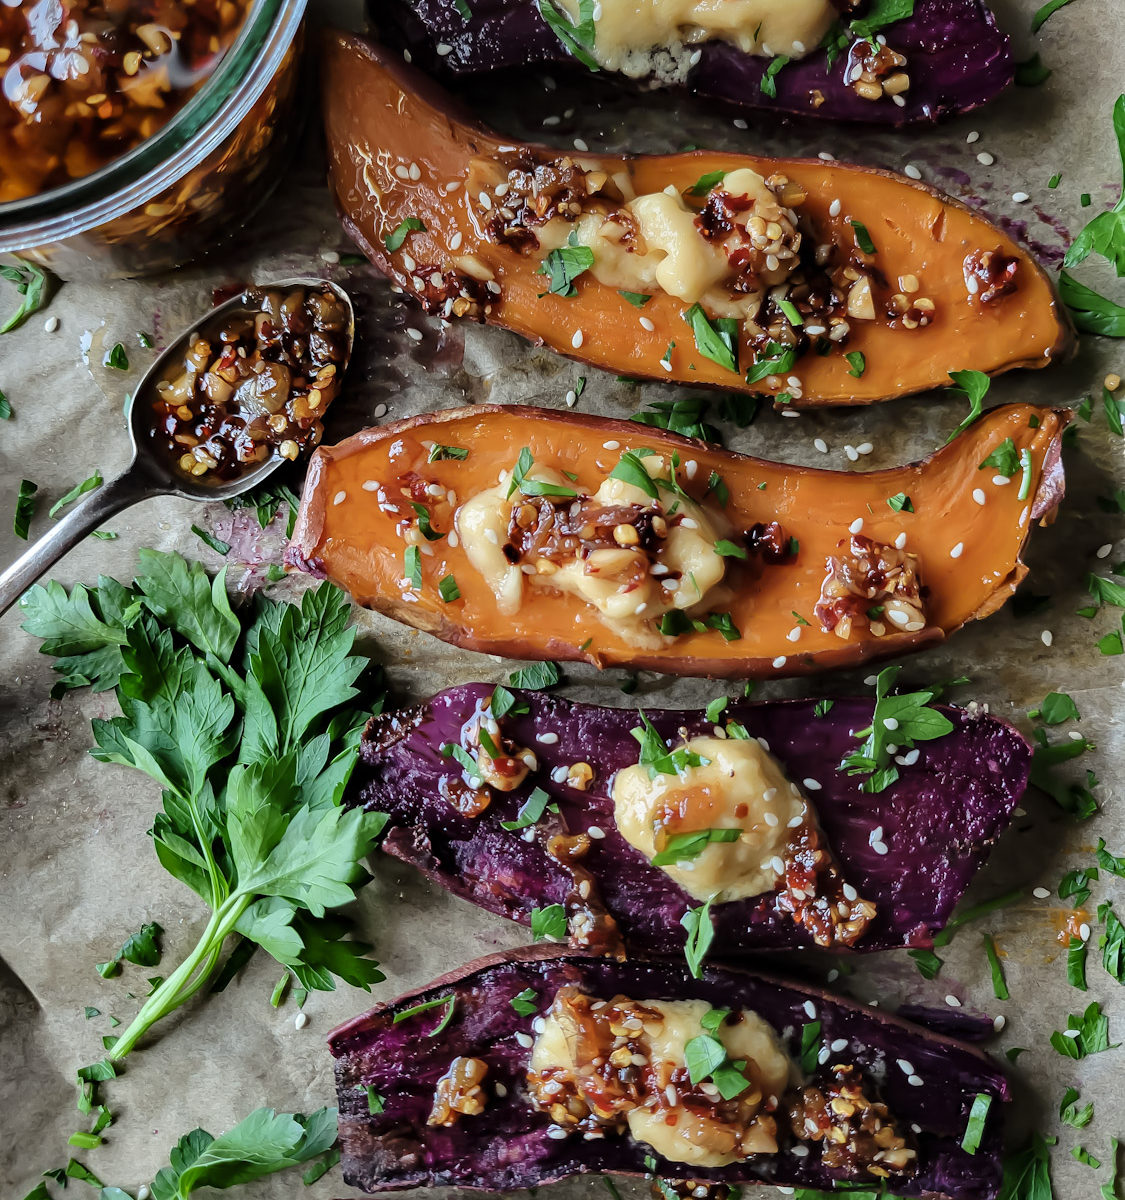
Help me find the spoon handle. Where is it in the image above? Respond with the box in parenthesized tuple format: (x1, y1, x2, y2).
(0, 466, 157, 618)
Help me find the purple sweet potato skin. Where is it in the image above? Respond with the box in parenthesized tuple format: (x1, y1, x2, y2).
(329, 946, 1010, 1198)
(350, 684, 1031, 955)
(373, 0, 1013, 125)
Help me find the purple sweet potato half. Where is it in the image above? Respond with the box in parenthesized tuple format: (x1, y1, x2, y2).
(329, 946, 1010, 1198)
(349, 684, 1031, 956)
(373, 0, 1013, 125)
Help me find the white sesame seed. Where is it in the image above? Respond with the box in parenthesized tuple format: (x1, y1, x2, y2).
(845, 444, 859, 462)
(993, 1015, 1006, 1032)
(871, 840, 889, 855)
(409, 162, 421, 181)
(137, 1188, 151, 1200)
(904, 164, 922, 180)
(587, 825, 605, 839)
(849, 517, 864, 534)
(1012, 191, 1029, 203)
(892, 94, 906, 107)
(1080, 922, 1091, 941)
(322, 250, 341, 264)
(685, 459, 698, 479)
(362, 480, 378, 492)
(44, 316, 59, 332)
(814, 438, 828, 454)
(565, 389, 577, 407)
(902, 748, 920, 766)
(764, 811, 779, 827)
(547, 1126, 568, 1140)
(908, 1074, 924, 1087)
(966, 130, 980, 143)
(495, 1082, 508, 1097)
(436, 42, 452, 55)
(977, 151, 994, 166)
(950, 542, 964, 559)
(573, 138, 589, 152)
(659, 358, 672, 372)
(818, 151, 835, 162)
(788, 814, 803, 829)
(572, 330, 584, 349)
(770, 855, 786, 875)
(733, 118, 748, 130)
(894, 532, 907, 550)
(374, 403, 388, 418)
(945, 994, 962, 1008)
(406, 328, 424, 343)
(781, 409, 801, 418)
(787, 626, 802, 642)
(803, 1000, 817, 1020)
(803, 777, 822, 791)
(295, 1012, 308, 1030)
(1097, 543, 1113, 558)
(856, 442, 874, 455)
(829, 199, 842, 217)
(883, 717, 899, 731)
(640, 316, 655, 331)
(602, 440, 620, 450)
(973, 488, 987, 505)
(1041, 630, 1053, 646)
(1033, 887, 1051, 899)
(869, 825, 884, 846)
(966, 275, 980, 295)
(1069, 730, 1084, 741)
(538, 732, 559, 745)
(333, 490, 347, 506)
(897, 1059, 914, 1075)
(792, 1144, 810, 1158)
(842, 883, 857, 902)
(772, 655, 787, 669)
(515, 1031, 534, 1048)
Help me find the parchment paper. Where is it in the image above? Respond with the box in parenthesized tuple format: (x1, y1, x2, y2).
(2, 0, 1123, 1196)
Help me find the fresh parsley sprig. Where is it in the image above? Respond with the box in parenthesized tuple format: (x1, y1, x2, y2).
(19, 551, 388, 1069)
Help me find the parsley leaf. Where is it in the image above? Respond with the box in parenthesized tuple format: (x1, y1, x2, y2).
(651, 828, 740, 866)
(961, 1093, 992, 1155)
(980, 437, 1020, 475)
(511, 988, 539, 1016)
(1099, 901, 1125, 984)
(531, 904, 568, 941)
(1059, 271, 1125, 337)
(384, 217, 425, 253)
(13, 478, 37, 540)
(983, 935, 1009, 1000)
(945, 371, 992, 441)
(49, 472, 103, 519)
(1096, 838, 1125, 877)
(630, 396, 723, 443)
(20, 553, 388, 1066)
(683, 304, 739, 373)
(887, 492, 914, 512)
(394, 994, 456, 1035)
(428, 443, 468, 462)
(1050, 1001, 1116, 1059)
(745, 340, 798, 386)
(850, 0, 915, 41)
(850, 220, 876, 254)
(499, 786, 554, 831)
(845, 350, 866, 377)
(509, 661, 560, 690)
(609, 449, 660, 500)
(538, 233, 595, 297)
(759, 54, 789, 98)
(536, 0, 599, 70)
(0, 262, 52, 334)
(1065, 96, 1125, 277)
(840, 665, 954, 792)
(688, 170, 725, 197)
(1060, 1086, 1094, 1129)
(632, 713, 710, 778)
(681, 896, 715, 978)
(507, 447, 578, 499)
(1031, 0, 1076, 31)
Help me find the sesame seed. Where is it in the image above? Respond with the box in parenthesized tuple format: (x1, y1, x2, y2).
(818, 151, 835, 162)
(803, 777, 822, 791)
(788, 814, 803, 828)
(792, 1144, 810, 1158)
(845, 444, 859, 462)
(829, 198, 842, 217)
(546, 1126, 568, 1140)
(333, 490, 347, 506)
(573, 138, 588, 152)
(409, 162, 421, 181)
(904, 164, 922, 180)
(1033, 886, 1050, 899)
(515, 1031, 533, 1048)
(993, 1015, 1006, 1031)
(894, 532, 907, 550)
(374, 402, 389, 418)
(842, 883, 858, 902)
(871, 840, 889, 855)
(950, 542, 964, 559)
(362, 480, 378, 492)
(803, 1000, 817, 1020)
(449, 231, 463, 250)
(883, 716, 899, 731)
(1080, 922, 1091, 941)
(495, 1082, 508, 1097)
(1012, 191, 1029, 203)
(640, 316, 655, 331)
(814, 438, 828, 454)
(1041, 630, 1053, 647)
(572, 330, 584, 348)
(787, 626, 802, 642)
(945, 994, 962, 1008)
(908, 1074, 924, 1087)
(565, 389, 577, 407)
(967, 131, 980, 143)
(897, 1059, 914, 1075)
(764, 811, 779, 826)
(733, 118, 748, 130)
(602, 440, 620, 450)
(406, 328, 424, 343)
(973, 488, 987, 505)
(436, 41, 452, 55)
(781, 409, 800, 418)
(849, 517, 864, 534)
(44, 316, 59, 332)
(772, 655, 787, 669)
(977, 151, 994, 166)
(1097, 543, 1113, 558)
(538, 732, 559, 745)
(659, 358, 672, 372)
(869, 825, 884, 846)
(856, 442, 873, 455)
(295, 1012, 308, 1030)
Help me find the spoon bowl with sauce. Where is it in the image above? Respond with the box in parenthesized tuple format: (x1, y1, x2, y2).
(0, 278, 354, 617)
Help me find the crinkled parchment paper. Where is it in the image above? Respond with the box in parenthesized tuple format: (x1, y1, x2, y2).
(1, 0, 1123, 1196)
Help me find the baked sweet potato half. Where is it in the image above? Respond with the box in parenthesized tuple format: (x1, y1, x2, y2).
(350, 683, 1031, 958)
(376, 0, 1014, 126)
(285, 402, 1069, 678)
(330, 947, 1010, 1199)
(322, 33, 1071, 408)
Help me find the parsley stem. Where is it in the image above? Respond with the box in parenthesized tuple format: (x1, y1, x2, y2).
(107, 894, 251, 1061)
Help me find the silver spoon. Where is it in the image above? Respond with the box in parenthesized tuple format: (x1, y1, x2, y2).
(0, 277, 353, 617)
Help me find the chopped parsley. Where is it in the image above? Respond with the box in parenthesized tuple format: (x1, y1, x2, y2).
(411, 501, 443, 541)
(104, 342, 129, 370)
(1067, 936, 1088, 991)
(1050, 1001, 1116, 1059)
(403, 544, 422, 589)
(681, 896, 715, 978)
(849, 220, 876, 254)
(384, 217, 425, 253)
(13, 478, 37, 539)
(845, 350, 866, 377)
(759, 54, 789, 98)
(1096, 838, 1125, 877)
(688, 169, 725, 197)
(1015, 52, 1052, 86)
(489, 686, 528, 718)
(651, 828, 741, 867)
(685, 1012, 753, 1099)
(798, 1020, 822, 1074)
(438, 574, 460, 602)
(509, 661, 561, 689)
(393, 994, 456, 1036)
(609, 449, 660, 500)
(511, 988, 539, 1016)
(631, 396, 722, 442)
(1028, 691, 1080, 724)
(1031, 0, 1077, 31)
(619, 289, 653, 307)
(813, 699, 834, 718)
(945, 370, 992, 441)
(744, 340, 798, 386)
(778, 298, 803, 327)
(1099, 901, 1125, 984)
(840, 665, 954, 792)
(1060, 1086, 1094, 1129)
(427, 443, 469, 462)
(507, 447, 578, 499)
(632, 713, 710, 778)
(980, 437, 1020, 476)
(714, 538, 747, 559)
(961, 1093, 992, 1155)
(499, 787, 555, 831)
(1064, 90, 1125, 271)
(1059, 271, 1125, 337)
(535, 0, 599, 71)
(983, 935, 1009, 1000)
(887, 492, 914, 512)
(908, 948, 943, 979)
(683, 304, 739, 373)
(531, 904, 568, 941)
(0, 261, 51, 334)
(538, 232, 595, 297)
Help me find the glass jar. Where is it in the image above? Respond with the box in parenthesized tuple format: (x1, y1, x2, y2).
(0, 0, 308, 281)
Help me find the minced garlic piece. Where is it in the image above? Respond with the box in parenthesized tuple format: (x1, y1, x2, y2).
(612, 735, 807, 901)
(553, 0, 835, 80)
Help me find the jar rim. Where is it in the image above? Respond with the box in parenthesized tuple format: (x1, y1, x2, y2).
(0, 0, 307, 248)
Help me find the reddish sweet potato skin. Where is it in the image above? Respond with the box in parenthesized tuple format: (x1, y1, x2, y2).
(350, 684, 1031, 956)
(329, 946, 1010, 1199)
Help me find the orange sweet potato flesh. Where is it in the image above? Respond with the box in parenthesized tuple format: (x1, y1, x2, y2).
(321, 32, 1073, 408)
(286, 403, 1069, 679)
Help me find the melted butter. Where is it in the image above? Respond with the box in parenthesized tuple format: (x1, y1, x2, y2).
(531, 995, 792, 1166)
(613, 735, 807, 901)
(454, 456, 729, 641)
(538, 167, 787, 321)
(555, 0, 836, 79)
